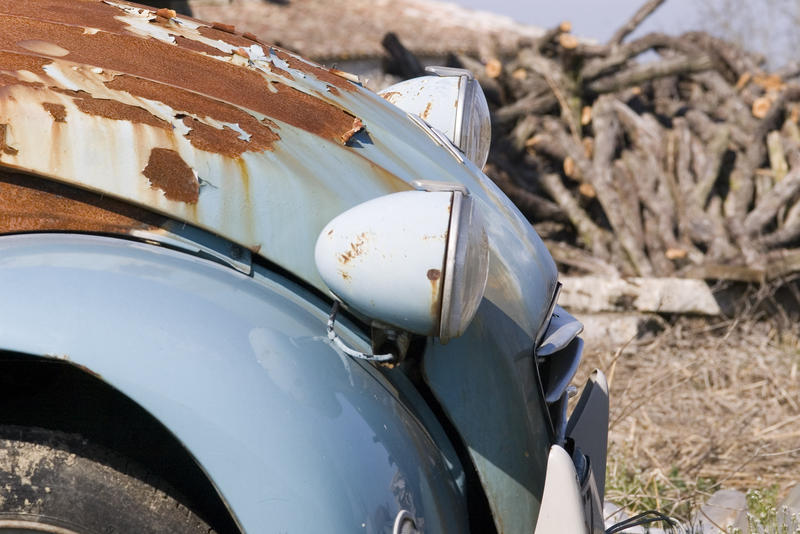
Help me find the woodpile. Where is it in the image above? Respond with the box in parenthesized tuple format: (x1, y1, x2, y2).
(384, 0, 800, 285)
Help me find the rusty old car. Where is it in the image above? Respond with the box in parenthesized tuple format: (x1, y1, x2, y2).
(0, 1, 608, 533)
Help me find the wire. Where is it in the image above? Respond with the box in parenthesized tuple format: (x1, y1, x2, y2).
(605, 509, 681, 534)
(327, 301, 394, 362)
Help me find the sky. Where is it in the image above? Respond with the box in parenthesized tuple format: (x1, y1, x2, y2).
(448, 0, 695, 42)
(446, 0, 797, 67)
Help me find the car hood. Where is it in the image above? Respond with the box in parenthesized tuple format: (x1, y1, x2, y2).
(0, 0, 557, 335)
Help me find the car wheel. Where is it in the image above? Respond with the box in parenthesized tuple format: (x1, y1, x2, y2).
(0, 425, 217, 533)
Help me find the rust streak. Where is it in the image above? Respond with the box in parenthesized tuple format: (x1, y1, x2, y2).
(0, 169, 166, 234)
(142, 148, 199, 203)
(421, 101, 432, 120)
(429, 272, 442, 323)
(42, 102, 66, 122)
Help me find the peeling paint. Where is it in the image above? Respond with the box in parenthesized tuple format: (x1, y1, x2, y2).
(42, 102, 66, 122)
(0, 124, 17, 155)
(155, 8, 177, 19)
(73, 95, 170, 129)
(142, 148, 199, 203)
(16, 39, 68, 57)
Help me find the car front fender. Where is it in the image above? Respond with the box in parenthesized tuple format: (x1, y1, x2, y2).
(0, 233, 467, 534)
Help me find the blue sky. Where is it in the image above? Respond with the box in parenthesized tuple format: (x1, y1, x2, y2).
(448, 0, 695, 42)
(447, 0, 795, 67)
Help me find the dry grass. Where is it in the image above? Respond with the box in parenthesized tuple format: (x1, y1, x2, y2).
(579, 305, 800, 522)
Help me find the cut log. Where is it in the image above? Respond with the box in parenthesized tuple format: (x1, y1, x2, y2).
(559, 276, 722, 315)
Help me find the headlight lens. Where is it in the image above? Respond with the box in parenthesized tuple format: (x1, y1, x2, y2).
(379, 67, 492, 169)
(439, 190, 489, 341)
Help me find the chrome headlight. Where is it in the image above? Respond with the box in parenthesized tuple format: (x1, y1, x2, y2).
(314, 183, 489, 342)
(379, 67, 492, 169)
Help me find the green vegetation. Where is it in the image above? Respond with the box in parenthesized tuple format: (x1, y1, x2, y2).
(606, 458, 799, 533)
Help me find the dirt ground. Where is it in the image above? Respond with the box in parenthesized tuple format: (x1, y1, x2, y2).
(577, 303, 800, 521)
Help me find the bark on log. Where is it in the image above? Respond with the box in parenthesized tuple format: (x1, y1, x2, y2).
(608, 0, 667, 47)
(587, 54, 714, 94)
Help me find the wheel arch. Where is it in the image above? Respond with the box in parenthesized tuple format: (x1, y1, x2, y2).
(0, 351, 240, 533)
(0, 233, 468, 533)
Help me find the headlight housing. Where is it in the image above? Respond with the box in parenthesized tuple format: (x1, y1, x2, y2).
(379, 67, 491, 169)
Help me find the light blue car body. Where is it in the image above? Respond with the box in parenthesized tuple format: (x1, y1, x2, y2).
(0, 233, 470, 533)
(0, 1, 569, 532)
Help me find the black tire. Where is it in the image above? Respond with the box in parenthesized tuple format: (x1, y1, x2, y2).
(0, 425, 217, 534)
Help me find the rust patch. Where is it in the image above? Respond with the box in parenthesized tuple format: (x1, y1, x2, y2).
(211, 21, 236, 34)
(173, 35, 226, 57)
(242, 32, 261, 43)
(427, 269, 441, 281)
(381, 91, 401, 104)
(0, 168, 166, 234)
(0, 72, 44, 89)
(267, 62, 294, 81)
(155, 8, 177, 19)
(183, 117, 249, 158)
(73, 95, 170, 129)
(421, 101, 433, 120)
(429, 272, 442, 323)
(339, 270, 351, 281)
(0, 124, 17, 155)
(261, 117, 279, 130)
(106, 75, 280, 154)
(327, 86, 340, 96)
(30, 0, 129, 32)
(340, 118, 363, 143)
(0, 11, 358, 144)
(0, 50, 51, 72)
(273, 48, 357, 93)
(338, 232, 369, 265)
(142, 148, 199, 203)
(42, 102, 66, 122)
(197, 24, 254, 48)
(105, 73, 353, 145)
